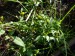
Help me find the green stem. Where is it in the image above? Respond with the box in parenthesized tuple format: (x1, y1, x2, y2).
(64, 38, 67, 56)
(60, 5, 75, 24)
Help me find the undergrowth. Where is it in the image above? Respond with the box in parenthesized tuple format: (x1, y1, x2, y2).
(0, 0, 75, 56)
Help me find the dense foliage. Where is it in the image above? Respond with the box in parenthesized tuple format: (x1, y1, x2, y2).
(0, 0, 75, 56)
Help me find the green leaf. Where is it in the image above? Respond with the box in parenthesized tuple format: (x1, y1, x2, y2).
(13, 36, 25, 47)
(44, 36, 50, 42)
(27, 49, 33, 56)
(4, 0, 18, 2)
(0, 29, 5, 36)
(5, 36, 10, 40)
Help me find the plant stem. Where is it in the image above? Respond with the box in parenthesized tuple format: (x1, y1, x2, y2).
(60, 5, 75, 24)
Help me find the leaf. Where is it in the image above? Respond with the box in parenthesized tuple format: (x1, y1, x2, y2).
(13, 36, 25, 47)
(5, 36, 10, 40)
(0, 29, 5, 36)
(27, 49, 33, 56)
(8, 30, 15, 35)
(5, 0, 18, 2)
(35, 36, 40, 41)
(43, 36, 55, 42)
(45, 36, 50, 42)
(35, 2, 40, 6)
(35, 36, 44, 43)
(49, 37, 55, 40)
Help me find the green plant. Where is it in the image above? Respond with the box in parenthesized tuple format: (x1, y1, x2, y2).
(0, 0, 75, 56)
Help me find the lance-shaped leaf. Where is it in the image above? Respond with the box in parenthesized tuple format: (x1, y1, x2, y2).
(4, 0, 18, 2)
(13, 36, 25, 47)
